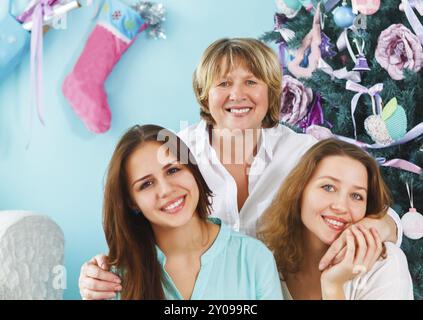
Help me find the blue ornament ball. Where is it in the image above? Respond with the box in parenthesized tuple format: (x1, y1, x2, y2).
(333, 5, 355, 29)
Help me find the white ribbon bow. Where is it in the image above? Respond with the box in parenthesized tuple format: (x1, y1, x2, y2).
(318, 58, 361, 82)
(345, 80, 384, 139)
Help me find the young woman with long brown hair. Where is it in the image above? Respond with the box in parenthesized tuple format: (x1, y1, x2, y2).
(258, 139, 413, 300)
(98, 124, 282, 299)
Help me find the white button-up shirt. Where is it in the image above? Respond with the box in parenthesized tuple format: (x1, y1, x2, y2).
(178, 120, 402, 245)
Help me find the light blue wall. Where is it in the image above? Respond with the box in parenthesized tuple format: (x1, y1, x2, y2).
(0, 0, 277, 299)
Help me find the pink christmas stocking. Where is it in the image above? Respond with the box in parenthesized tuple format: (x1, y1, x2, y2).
(63, 0, 145, 133)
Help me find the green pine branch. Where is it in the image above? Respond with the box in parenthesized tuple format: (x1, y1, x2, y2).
(263, 0, 423, 298)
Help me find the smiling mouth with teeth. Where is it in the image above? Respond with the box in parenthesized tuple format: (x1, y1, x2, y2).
(161, 196, 186, 214)
(322, 216, 348, 231)
(227, 107, 252, 115)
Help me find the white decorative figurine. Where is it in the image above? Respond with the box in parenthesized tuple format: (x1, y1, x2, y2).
(0, 211, 64, 299)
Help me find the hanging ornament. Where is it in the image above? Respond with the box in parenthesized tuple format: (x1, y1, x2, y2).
(287, 4, 322, 78)
(364, 116, 394, 145)
(275, 0, 313, 18)
(62, 0, 151, 133)
(345, 80, 384, 140)
(401, 182, 423, 240)
(332, 1, 356, 28)
(352, 38, 370, 71)
(364, 97, 408, 145)
(353, 53, 370, 71)
(351, 0, 380, 15)
(337, 27, 372, 73)
(377, 158, 422, 175)
(132, 1, 167, 39)
(320, 32, 337, 58)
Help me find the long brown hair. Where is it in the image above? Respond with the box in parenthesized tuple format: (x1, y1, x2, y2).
(103, 124, 213, 299)
(192, 38, 282, 128)
(258, 138, 392, 277)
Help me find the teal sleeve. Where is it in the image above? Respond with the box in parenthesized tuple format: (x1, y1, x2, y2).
(254, 244, 284, 300)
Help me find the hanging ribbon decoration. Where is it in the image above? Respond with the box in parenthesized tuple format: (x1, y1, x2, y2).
(401, 0, 423, 45)
(345, 80, 383, 139)
(406, 182, 415, 208)
(31, 0, 55, 126)
(278, 42, 288, 68)
(377, 158, 422, 175)
(335, 122, 423, 149)
(17, 0, 58, 23)
(307, 122, 423, 149)
(18, 0, 59, 127)
(318, 58, 361, 82)
(406, 0, 423, 15)
(306, 125, 423, 174)
(337, 26, 359, 63)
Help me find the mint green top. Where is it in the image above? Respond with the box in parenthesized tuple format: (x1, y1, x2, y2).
(114, 217, 283, 300)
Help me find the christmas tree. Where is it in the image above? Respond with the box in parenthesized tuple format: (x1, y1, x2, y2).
(262, 0, 423, 299)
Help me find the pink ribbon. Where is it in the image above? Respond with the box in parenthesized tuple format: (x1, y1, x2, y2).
(306, 126, 422, 175)
(335, 122, 423, 149)
(345, 80, 383, 139)
(377, 158, 422, 175)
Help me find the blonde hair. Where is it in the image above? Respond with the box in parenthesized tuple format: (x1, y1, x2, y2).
(192, 38, 282, 128)
(258, 139, 392, 277)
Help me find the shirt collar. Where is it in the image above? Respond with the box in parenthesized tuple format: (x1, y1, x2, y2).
(195, 119, 275, 161)
(258, 126, 274, 162)
(156, 245, 166, 266)
(200, 217, 229, 265)
(195, 120, 209, 156)
(155, 217, 228, 266)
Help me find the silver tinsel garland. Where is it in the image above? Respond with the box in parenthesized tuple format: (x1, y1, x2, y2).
(131, 1, 167, 39)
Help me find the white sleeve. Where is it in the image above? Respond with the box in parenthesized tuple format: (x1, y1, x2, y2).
(387, 207, 403, 247)
(353, 243, 413, 300)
